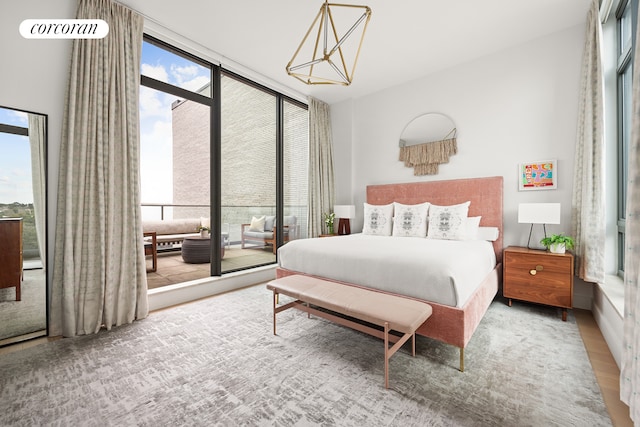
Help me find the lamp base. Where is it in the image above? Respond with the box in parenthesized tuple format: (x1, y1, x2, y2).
(337, 218, 351, 235)
(526, 223, 547, 250)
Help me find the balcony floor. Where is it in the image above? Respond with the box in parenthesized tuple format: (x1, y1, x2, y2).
(145, 244, 276, 289)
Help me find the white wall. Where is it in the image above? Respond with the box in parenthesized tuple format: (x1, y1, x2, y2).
(331, 24, 595, 307)
(1, 1, 77, 282)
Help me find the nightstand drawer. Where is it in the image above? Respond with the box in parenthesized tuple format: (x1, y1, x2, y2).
(504, 251, 571, 275)
(503, 273, 572, 308)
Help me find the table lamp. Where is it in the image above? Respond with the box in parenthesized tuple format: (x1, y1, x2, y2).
(334, 205, 356, 235)
(518, 203, 561, 249)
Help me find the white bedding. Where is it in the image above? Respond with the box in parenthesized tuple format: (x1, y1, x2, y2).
(277, 234, 497, 308)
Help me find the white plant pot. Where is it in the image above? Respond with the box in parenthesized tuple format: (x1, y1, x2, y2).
(200, 230, 209, 238)
(549, 243, 566, 254)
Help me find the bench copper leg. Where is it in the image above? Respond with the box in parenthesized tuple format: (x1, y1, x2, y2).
(384, 322, 390, 389)
(273, 290, 278, 335)
(459, 347, 465, 372)
(412, 333, 416, 357)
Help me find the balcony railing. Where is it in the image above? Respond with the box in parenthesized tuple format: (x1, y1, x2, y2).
(141, 203, 308, 243)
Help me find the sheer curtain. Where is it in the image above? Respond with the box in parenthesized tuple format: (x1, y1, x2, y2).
(621, 1, 640, 421)
(50, 0, 147, 337)
(307, 97, 335, 237)
(571, 0, 605, 284)
(28, 113, 47, 268)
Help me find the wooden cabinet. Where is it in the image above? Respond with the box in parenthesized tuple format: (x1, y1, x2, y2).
(503, 246, 573, 321)
(0, 218, 22, 301)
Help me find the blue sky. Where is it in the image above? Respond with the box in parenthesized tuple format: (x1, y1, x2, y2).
(139, 41, 210, 204)
(0, 107, 32, 204)
(0, 43, 210, 207)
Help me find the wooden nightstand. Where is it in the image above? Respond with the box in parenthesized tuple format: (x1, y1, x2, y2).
(503, 246, 574, 321)
(318, 234, 338, 238)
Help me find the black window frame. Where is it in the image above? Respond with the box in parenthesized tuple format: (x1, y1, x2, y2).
(140, 34, 308, 277)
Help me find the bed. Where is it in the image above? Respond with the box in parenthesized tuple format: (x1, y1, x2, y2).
(276, 176, 503, 369)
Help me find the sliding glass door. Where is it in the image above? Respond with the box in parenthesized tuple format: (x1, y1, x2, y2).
(139, 35, 309, 286)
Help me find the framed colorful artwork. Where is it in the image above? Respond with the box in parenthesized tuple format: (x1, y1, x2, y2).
(518, 160, 557, 191)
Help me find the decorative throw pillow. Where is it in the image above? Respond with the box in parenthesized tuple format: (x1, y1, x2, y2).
(362, 203, 394, 236)
(392, 202, 430, 237)
(264, 215, 276, 231)
(427, 201, 470, 240)
(249, 215, 266, 232)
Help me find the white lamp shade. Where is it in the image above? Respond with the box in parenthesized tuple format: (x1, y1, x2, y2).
(334, 205, 356, 219)
(517, 203, 561, 224)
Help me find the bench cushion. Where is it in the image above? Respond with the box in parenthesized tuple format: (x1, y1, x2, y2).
(267, 275, 432, 334)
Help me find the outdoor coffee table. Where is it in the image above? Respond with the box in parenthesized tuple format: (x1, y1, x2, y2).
(181, 236, 225, 263)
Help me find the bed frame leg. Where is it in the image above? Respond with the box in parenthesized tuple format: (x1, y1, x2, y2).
(459, 347, 465, 372)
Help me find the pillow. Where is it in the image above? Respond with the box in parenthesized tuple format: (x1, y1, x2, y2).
(392, 202, 430, 237)
(249, 216, 266, 232)
(465, 216, 482, 240)
(477, 226, 500, 241)
(264, 215, 276, 231)
(427, 201, 470, 240)
(362, 203, 394, 236)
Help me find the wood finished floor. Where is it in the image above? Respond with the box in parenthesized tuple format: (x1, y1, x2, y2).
(0, 305, 632, 426)
(574, 308, 632, 426)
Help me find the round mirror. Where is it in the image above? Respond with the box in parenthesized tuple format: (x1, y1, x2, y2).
(398, 112, 458, 175)
(399, 112, 456, 147)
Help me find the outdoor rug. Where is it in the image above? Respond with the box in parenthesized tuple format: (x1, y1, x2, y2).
(0, 283, 611, 426)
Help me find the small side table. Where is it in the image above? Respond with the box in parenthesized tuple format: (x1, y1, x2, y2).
(143, 231, 157, 272)
(319, 234, 338, 238)
(503, 246, 574, 321)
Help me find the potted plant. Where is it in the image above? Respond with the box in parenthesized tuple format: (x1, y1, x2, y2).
(324, 212, 336, 235)
(196, 225, 210, 238)
(540, 233, 574, 254)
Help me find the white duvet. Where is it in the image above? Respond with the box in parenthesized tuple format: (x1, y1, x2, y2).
(277, 233, 497, 308)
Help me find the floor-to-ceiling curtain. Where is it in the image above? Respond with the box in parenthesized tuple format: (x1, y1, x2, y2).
(307, 97, 335, 237)
(621, 2, 640, 421)
(571, 0, 605, 284)
(28, 113, 46, 269)
(50, 0, 147, 337)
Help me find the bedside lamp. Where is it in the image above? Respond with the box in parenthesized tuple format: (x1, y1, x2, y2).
(518, 203, 561, 249)
(334, 205, 356, 235)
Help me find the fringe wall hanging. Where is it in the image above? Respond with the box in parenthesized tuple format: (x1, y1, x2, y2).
(398, 113, 458, 176)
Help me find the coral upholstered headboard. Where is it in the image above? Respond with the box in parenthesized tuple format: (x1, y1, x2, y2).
(366, 176, 504, 263)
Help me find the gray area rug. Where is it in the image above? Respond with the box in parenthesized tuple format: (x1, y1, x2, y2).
(0, 269, 46, 341)
(0, 284, 610, 426)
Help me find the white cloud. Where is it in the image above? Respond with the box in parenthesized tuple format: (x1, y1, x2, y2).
(139, 86, 180, 122)
(9, 110, 28, 125)
(140, 119, 173, 204)
(171, 64, 198, 81)
(141, 63, 169, 82)
(181, 76, 211, 93)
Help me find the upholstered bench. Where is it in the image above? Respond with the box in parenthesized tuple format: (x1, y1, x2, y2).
(266, 275, 433, 389)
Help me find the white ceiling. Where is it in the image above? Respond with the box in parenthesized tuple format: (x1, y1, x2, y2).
(118, 0, 591, 105)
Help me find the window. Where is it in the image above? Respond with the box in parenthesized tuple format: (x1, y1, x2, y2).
(140, 35, 309, 283)
(616, 0, 638, 275)
(0, 107, 39, 261)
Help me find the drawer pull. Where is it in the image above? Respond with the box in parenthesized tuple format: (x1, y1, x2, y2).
(529, 265, 544, 276)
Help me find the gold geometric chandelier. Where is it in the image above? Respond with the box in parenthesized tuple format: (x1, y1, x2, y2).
(286, 1, 371, 86)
